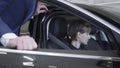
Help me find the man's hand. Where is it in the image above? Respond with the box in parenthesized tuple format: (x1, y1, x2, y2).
(7, 36, 37, 50)
(34, 1, 48, 15)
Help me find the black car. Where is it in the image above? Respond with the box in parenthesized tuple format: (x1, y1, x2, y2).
(0, 0, 120, 68)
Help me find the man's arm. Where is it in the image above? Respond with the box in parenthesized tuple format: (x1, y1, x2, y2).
(0, 0, 12, 15)
(0, 17, 37, 50)
(0, 0, 18, 47)
(0, 1, 48, 50)
(0, 18, 13, 37)
(0, 0, 37, 49)
(0, 0, 13, 36)
(0, 17, 38, 50)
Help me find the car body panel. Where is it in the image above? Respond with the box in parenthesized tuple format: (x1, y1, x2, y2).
(0, 48, 120, 68)
(0, 0, 120, 68)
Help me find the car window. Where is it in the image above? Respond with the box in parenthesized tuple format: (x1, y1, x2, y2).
(46, 14, 118, 50)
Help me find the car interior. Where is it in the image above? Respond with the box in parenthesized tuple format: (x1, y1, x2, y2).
(26, 4, 119, 51)
(45, 14, 113, 50)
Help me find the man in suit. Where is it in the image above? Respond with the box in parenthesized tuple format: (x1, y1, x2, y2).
(0, 0, 48, 50)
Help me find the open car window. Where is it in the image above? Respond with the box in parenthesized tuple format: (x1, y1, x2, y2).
(45, 13, 118, 50)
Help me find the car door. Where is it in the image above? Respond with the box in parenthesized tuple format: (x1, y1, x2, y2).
(40, 0, 120, 68)
(0, 0, 120, 68)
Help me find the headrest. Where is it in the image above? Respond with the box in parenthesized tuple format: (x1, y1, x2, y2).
(49, 17, 67, 38)
(90, 26, 98, 35)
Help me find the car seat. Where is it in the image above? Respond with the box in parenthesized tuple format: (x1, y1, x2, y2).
(47, 17, 70, 49)
(86, 27, 103, 50)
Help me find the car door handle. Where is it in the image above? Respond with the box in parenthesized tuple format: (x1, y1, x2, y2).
(97, 60, 113, 68)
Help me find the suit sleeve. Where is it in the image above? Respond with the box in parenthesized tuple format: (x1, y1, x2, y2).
(0, 0, 13, 37)
(0, 18, 12, 37)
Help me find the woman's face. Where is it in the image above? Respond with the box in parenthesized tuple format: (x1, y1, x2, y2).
(77, 32, 91, 45)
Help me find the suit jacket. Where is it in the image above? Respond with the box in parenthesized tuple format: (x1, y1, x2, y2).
(0, 0, 38, 37)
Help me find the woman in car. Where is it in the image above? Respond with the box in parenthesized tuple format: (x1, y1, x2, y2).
(68, 20, 102, 50)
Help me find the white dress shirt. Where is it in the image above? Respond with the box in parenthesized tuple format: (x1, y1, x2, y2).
(0, 33, 18, 47)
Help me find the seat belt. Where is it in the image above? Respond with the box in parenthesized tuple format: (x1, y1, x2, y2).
(48, 33, 71, 49)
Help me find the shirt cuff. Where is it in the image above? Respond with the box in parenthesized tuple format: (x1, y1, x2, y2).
(0, 33, 18, 47)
